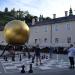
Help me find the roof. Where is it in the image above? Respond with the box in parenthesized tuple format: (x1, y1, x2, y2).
(30, 15, 75, 27)
(1, 15, 75, 30)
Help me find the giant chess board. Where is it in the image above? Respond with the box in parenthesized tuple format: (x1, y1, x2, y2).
(0, 54, 70, 74)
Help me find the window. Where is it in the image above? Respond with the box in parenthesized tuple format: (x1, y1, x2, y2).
(67, 24, 71, 30)
(55, 38, 59, 43)
(67, 37, 71, 43)
(44, 26, 48, 32)
(35, 39, 38, 44)
(44, 38, 47, 43)
(55, 25, 58, 31)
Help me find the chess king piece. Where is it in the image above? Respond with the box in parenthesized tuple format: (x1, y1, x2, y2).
(28, 64, 33, 73)
(21, 65, 25, 73)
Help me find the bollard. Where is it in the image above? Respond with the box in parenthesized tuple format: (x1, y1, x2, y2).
(28, 64, 33, 73)
(21, 65, 25, 73)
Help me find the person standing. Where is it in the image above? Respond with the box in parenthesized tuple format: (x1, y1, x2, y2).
(49, 46, 53, 58)
(68, 44, 75, 69)
(34, 45, 41, 65)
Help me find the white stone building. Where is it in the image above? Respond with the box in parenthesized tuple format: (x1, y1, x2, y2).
(28, 8, 75, 48)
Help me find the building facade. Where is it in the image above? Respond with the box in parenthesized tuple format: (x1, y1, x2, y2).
(28, 8, 75, 48)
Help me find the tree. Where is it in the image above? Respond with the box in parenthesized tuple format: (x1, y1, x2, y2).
(0, 8, 39, 26)
(45, 17, 51, 20)
(22, 10, 29, 17)
(25, 14, 33, 23)
(33, 16, 38, 22)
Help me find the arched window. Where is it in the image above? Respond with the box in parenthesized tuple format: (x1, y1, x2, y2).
(35, 39, 38, 44)
(55, 38, 59, 43)
(67, 24, 71, 30)
(67, 37, 71, 43)
(44, 38, 47, 43)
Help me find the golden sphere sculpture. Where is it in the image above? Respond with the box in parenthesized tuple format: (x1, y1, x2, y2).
(4, 20, 30, 45)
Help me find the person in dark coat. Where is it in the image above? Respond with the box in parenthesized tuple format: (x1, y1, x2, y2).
(49, 46, 53, 58)
(34, 45, 41, 65)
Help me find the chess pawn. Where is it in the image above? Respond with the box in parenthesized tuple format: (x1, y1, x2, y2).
(46, 56, 48, 59)
(28, 64, 33, 73)
(12, 56, 15, 61)
(41, 55, 44, 59)
(5, 56, 8, 61)
(21, 65, 25, 73)
(19, 54, 22, 61)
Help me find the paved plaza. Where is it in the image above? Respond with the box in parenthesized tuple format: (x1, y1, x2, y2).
(0, 52, 75, 75)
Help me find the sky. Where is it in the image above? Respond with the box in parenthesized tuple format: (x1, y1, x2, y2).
(0, 0, 75, 18)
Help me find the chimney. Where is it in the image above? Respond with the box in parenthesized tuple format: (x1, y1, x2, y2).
(32, 18, 35, 25)
(65, 11, 68, 17)
(39, 15, 43, 22)
(53, 14, 56, 19)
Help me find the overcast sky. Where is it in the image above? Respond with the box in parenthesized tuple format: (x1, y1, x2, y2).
(0, 0, 75, 18)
